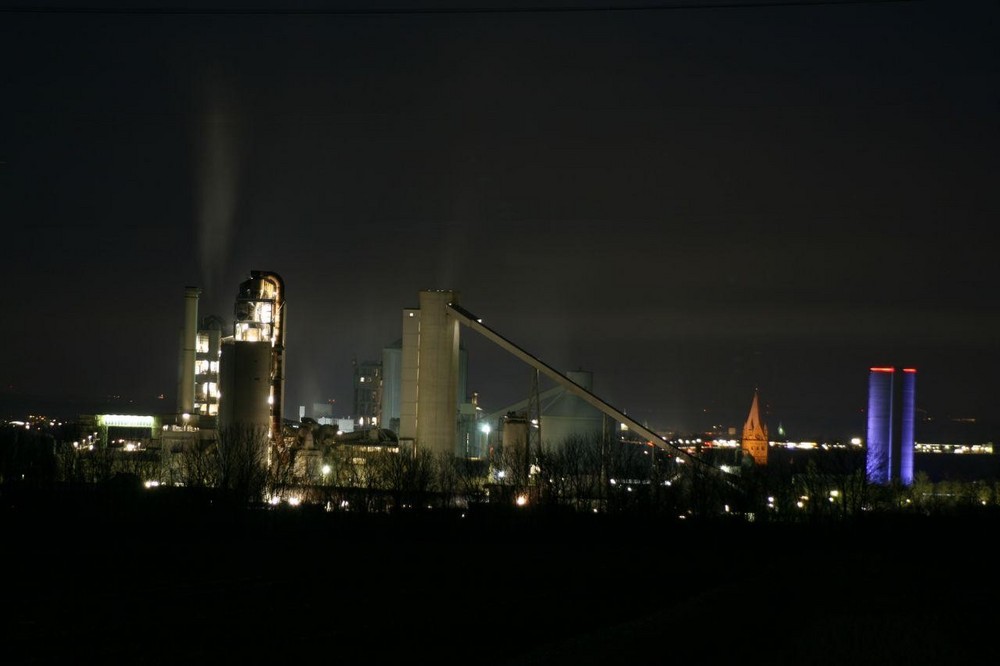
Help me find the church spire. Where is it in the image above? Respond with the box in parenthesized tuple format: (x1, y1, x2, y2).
(741, 388, 769, 466)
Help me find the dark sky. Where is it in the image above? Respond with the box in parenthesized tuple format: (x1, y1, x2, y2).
(3, 0, 998, 440)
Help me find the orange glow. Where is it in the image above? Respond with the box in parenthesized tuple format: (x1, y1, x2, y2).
(903, 368, 917, 373)
(870, 367, 896, 373)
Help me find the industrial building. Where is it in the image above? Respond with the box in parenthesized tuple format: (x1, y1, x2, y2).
(175, 286, 224, 427)
(169, 286, 223, 455)
(193, 315, 224, 426)
(218, 270, 286, 444)
(26, 278, 1000, 517)
(160, 271, 289, 485)
(164, 285, 720, 496)
(865, 366, 916, 486)
(392, 290, 703, 470)
(398, 290, 463, 458)
(174, 274, 286, 433)
(380, 336, 469, 451)
(492, 371, 605, 447)
(352, 357, 382, 429)
(165, 285, 705, 493)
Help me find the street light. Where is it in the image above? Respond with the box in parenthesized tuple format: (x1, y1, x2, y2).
(479, 422, 491, 459)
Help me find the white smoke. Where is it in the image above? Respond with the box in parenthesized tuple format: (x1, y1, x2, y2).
(196, 81, 240, 295)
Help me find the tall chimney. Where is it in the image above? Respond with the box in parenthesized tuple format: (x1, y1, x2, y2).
(178, 286, 201, 415)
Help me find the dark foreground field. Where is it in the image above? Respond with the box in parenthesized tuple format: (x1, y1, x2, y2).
(3, 490, 996, 665)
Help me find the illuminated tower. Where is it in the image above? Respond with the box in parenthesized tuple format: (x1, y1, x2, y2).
(219, 271, 286, 443)
(866, 367, 916, 486)
(741, 389, 768, 466)
(399, 290, 461, 456)
(193, 315, 224, 426)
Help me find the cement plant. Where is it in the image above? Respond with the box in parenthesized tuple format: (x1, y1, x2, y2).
(3, 270, 998, 521)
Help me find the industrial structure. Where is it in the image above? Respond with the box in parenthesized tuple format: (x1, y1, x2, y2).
(381, 336, 468, 450)
(866, 366, 916, 486)
(740, 389, 768, 466)
(398, 291, 461, 457)
(397, 289, 723, 474)
(219, 270, 286, 444)
(193, 315, 224, 426)
(161, 283, 740, 498)
(352, 357, 382, 429)
(38, 280, 1000, 518)
(482, 370, 607, 449)
(171, 287, 223, 452)
(160, 272, 287, 483)
(176, 286, 201, 418)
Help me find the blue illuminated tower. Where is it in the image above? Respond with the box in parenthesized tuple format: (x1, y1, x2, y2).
(865, 367, 916, 486)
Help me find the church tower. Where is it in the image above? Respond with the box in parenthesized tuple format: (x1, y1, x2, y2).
(741, 389, 768, 466)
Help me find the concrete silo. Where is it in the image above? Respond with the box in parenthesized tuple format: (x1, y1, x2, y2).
(399, 289, 461, 457)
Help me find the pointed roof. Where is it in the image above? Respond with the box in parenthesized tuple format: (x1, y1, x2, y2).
(746, 390, 762, 429)
(742, 389, 768, 440)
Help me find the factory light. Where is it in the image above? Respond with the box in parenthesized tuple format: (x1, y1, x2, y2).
(99, 414, 155, 428)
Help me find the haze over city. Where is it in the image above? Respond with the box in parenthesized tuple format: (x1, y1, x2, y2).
(3, 0, 998, 441)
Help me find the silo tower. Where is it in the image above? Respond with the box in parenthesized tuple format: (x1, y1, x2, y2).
(219, 271, 286, 443)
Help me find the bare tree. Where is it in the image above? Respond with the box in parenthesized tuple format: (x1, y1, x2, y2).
(433, 452, 462, 510)
(174, 439, 220, 489)
(453, 456, 489, 508)
(215, 423, 269, 506)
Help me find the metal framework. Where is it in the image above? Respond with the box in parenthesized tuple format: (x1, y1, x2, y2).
(446, 302, 730, 477)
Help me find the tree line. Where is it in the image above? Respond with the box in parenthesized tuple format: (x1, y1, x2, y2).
(2, 422, 998, 522)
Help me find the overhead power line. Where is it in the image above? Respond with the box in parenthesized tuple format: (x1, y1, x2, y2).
(0, 0, 920, 16)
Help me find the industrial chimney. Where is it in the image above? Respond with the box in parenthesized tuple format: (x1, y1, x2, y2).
(177, 286, 201, 417)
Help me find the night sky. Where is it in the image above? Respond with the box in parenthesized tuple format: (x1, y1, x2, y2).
(3, 0, 998, 440)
